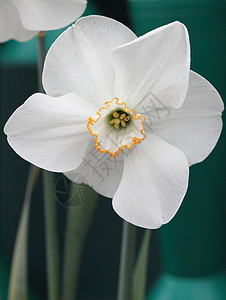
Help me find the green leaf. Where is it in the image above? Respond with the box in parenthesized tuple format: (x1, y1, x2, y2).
(132, 229, 151, 300)
(62, 183, 99, 300)
(8, 166, 40, 300)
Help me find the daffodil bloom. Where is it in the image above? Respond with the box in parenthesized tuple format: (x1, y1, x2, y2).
(0, 0, 87, 42)
(4, 16, 223, 228)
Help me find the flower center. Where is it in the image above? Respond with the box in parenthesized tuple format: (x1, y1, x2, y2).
(109, 110, 131, 129)
(87, 98, 145, 157)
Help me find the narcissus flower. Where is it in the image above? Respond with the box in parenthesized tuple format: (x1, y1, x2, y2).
(0, 0, 87, 42)
(4, 16, 223, 228)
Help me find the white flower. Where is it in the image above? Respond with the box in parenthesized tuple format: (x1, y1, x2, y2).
(0, 0, 87, 42)
(4, 16, 224, 229)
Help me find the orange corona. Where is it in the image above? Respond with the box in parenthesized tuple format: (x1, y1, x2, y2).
(87, 98, 146, 157)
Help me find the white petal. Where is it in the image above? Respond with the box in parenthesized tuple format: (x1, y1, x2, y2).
(4, 93, 96, 172)
(64, 141, 124, 198)
(11, 0, 87, 31)
(110, 21, 190, 110)
(43, 15, 136, 109)
(0, 0, 37, 42)
(150, 71, 224, 166)
(112, 134, 189, 229)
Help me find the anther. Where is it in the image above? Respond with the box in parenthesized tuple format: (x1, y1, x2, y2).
(113, 111, 119, 118)
(121, 120, 126, 127)
(124, 116, 130, 122)
(120, 113, 126, 120)
(114, 123, 120, 129)
(109, 119, 115, 124)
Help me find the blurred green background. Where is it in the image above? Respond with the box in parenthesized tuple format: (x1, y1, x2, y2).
(0, 0, 225, 299)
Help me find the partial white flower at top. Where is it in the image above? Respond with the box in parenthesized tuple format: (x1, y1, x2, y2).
(0, 0, 87, 42)
(4, 16, 224, 229)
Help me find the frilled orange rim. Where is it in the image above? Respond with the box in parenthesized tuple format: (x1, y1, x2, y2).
(87, 98, 146, 157)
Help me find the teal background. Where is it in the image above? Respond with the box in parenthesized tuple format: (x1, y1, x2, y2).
(0, 0, 226, 299)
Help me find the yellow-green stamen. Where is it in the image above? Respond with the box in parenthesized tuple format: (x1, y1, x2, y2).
(109, 110, 131, 130)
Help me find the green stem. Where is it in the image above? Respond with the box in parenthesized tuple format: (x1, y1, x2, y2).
(132, 229, 151, 300)
(37, 31, 46, 93)
(62, 184, 99, 300)
(43, 171, 60, 300)
(36, 32, 60, 300)
(117, 221, 137, 300)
